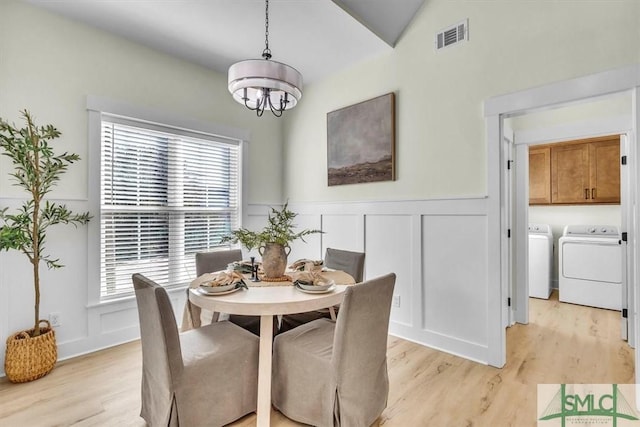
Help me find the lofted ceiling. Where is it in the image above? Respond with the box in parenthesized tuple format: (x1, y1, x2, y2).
(27, 0, 425, 85)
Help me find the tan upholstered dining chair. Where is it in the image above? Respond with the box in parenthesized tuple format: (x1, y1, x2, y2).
(133, 273, 259, 427)
(185, 249, 244, 328)
(324, 247, 366, 283)
(191, 249, 265, 335)
(279, 248, 365, 332)
(195, 249, 243, 276)
(272, 273, 396, 426)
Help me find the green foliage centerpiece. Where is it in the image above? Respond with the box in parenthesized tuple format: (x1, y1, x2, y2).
(221, 202, 321, 279)
(0, 110, 91, 382)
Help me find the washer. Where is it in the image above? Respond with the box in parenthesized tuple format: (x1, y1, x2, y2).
(559, 225, 622, 310)
(529, 223, 553, 299)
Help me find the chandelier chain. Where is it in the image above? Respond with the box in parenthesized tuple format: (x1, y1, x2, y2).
(262, 0, 272, 60)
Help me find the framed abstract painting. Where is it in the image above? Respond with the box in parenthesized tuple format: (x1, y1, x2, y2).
(327, 92, 396, 186)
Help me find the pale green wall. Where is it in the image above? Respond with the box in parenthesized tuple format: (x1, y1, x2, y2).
(508, 92, 632, 131)
(0, 0, 283, 204)
(283, 0, 640, 202)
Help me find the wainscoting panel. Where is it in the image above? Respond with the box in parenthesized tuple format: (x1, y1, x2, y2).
(289, 198, 490, 364)
(321, 214, 364, 254)
(365, 214, 413, 326)
(100, 307, 140, 334)
(0, 248, 8, 378)
(0, 199, 492, 377)
(422, 215, 488, 345)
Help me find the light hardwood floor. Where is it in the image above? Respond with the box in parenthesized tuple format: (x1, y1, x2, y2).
(0, 292, 634, 426)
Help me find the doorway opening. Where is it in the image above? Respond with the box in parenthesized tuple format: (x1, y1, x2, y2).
(504, 92, 633, 349)
(483, 64, 639, 371)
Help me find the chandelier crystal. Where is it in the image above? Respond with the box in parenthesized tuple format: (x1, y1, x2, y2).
(228, 0, 303, 117)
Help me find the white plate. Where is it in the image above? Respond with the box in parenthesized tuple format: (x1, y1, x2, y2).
(199, 282, 236, 293)
(296, 279, 335, 292)
(295, 284, 336, 294)
(196, 285, 242, 296)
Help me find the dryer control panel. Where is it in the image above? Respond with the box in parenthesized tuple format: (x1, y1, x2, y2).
(563, 224, 620, 237)
(528, 223, 552, 234)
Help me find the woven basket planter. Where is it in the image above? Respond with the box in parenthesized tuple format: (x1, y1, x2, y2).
(4, 320, 57, 383)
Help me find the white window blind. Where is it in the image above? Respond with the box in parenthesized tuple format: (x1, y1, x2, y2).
(100, 118, 240, 300)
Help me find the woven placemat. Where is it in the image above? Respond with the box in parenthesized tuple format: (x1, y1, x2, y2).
(260, 274, 292, 282)
(247, 274, 293, 287)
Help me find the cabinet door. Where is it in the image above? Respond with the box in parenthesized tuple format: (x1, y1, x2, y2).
(529, 146, 550, 204)
(589, 138, 620, 203)
(551, 143, 589, 204)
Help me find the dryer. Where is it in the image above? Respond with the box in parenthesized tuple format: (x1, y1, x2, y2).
(529, 223, 553, 299)
(559, 225, 622, 310)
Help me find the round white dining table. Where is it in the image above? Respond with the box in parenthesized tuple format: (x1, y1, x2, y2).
(188, 271, 354, 427)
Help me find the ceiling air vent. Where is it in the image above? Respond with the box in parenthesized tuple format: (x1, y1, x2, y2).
(436, 19, 468, 50)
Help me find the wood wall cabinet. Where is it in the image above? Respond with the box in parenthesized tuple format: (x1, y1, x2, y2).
(529, 135, 620, 205)
(550, 143, 590, 204)
(588, 139, 621, 203)
(529, 146, 551, 204)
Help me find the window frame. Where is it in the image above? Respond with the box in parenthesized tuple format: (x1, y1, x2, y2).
(87, 96, 249, 305)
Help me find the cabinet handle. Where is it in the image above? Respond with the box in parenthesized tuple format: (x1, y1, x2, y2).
(585, 189, 589, 199)
(591, 188, 596, 199)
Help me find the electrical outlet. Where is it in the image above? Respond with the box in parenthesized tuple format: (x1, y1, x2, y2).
(392, 295, 400, 308)
(49, 312, 61, 327)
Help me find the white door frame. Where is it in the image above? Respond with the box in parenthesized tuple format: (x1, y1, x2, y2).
(621, 131, 636, 344)
(501, 128, 515, 328)
(514, 142, 530, 325)
(484, 63, 640, 369)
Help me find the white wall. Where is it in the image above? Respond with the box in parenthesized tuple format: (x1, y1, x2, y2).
(0, 0, 283, 375)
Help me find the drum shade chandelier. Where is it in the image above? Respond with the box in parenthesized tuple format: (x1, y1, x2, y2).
(227, 0, 303, 117)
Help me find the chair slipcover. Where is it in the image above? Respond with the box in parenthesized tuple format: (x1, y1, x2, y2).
(183, 249, 243, 329)
(133, 273, 259, 427)
(272, 273, 396, 427)
(280, 248, 366, 332)
(193, 249, 266, 335)
(195, 249, 244, 277)
(324, 248, 366, 283)
(183, 249, 260, 333)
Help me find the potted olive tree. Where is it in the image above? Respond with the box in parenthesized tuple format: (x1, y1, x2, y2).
(0, 110, 91, 383)
(221, 202, 321, 279)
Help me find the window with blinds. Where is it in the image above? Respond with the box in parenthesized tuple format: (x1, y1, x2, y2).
(100, 118, 240, 300)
